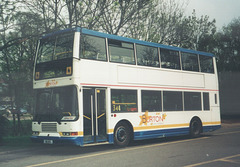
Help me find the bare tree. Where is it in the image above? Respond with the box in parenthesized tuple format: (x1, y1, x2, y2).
(1, 0, 19, 135)
(128, 0, 187, 43)
(20, 0, 66, 31)
(19, 0, 154, 36)
(176, 10, 216, 50)
(98, 0, 152, 35)
(128, 0, 216, 51)
(1, 2, 42, 134)
(214, 17, 240, 72)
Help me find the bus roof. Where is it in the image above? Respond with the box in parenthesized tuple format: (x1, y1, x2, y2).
(42, 27, 215, 57)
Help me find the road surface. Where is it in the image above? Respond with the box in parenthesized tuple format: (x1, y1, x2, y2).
(0, 123, 240, 167)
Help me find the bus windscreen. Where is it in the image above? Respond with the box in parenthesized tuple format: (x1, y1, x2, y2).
(34, 86, 79, 123)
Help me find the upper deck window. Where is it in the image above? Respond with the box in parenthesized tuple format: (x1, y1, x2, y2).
(181, 52, 199, 72)
(37, 32, 74, 64)
(108, 39, 135, 64)
(199, 55, 214, 73)
(136, 44, 159, 67)
(160, 49, 181, 70)
(80, 35, 107, 61)
(35, 32, 74, 80)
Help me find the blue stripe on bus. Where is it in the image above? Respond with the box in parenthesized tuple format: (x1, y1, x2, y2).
(203, 124, 221, 132)
(41, 27, 81, 39)
(31, 136, 84, 146)
(31, 134, 114, 146)
(133, 124, 221, 140)
(134, 127, 189, 140)
(95, 124, 221, 145)
(31, 125, 220, 146)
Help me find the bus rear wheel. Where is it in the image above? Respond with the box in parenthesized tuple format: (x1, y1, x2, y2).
(114, 122, 131, 147)
(190, 118, 202, 138)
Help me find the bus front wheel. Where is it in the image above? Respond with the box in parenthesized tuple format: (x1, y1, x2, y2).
(114, 122, 131, 147)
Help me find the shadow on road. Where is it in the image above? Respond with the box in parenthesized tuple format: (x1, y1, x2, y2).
(21, 135, 212, 157)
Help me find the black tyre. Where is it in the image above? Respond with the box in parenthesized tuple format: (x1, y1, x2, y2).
(114, 122, 131, 147)
(190, 119, 202, 138)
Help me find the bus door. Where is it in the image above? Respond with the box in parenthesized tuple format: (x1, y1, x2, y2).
(83, 88, 107, 144)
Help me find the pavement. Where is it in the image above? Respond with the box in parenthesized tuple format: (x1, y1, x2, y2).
(221, 116, 240, 126)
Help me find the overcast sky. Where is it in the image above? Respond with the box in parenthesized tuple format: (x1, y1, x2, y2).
(185, 0, 240, 29)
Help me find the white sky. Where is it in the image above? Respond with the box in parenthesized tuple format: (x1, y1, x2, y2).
(185, 0, 240, 29)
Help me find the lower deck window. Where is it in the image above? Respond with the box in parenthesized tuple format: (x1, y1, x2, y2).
(184, 92, 202, 111)
(203, 92, 210, 110)
(111, 89, 138, 113)
(163, 91, 183, 111)
(142, 90, 162, 112)
(110, 89, 210, 113)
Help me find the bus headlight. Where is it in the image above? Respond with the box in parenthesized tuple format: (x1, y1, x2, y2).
(60, 132, 80, 136)
(62, 132, 71, 136)
(32, 131, 39, 136)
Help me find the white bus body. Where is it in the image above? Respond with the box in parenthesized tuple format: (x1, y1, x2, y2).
(31, 28, 220, 146)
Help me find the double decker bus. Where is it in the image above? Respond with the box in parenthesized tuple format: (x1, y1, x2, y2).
(31, 27, 221, 146)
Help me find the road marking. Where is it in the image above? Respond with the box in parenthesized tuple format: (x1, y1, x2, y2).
(184, 154, 240, 167)
(26, 137, 209, 167)
(216, 130, 240, 136)
(221, 158, 240, 164)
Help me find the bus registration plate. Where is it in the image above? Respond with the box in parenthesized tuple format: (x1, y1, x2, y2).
(44, 140, 53, 144)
